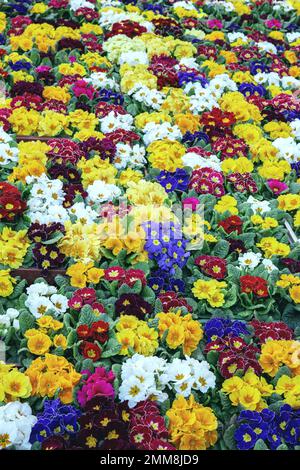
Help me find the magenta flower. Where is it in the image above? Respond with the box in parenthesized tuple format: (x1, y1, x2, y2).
(264, 19, 282, 29)
(207, 19, 223, 29)
(267, 179, 288, 194)
(182, 197, 200, 211)
(77, 367, 115, 407)
(72, 80, 95, 100)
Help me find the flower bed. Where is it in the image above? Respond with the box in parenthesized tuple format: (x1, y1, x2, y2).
(0, 0, 300, 452)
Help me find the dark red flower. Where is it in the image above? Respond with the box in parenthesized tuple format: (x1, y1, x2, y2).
(81, 341, 102, 361)
(218, 216, 243, 234)
(77, 324, 91, 340)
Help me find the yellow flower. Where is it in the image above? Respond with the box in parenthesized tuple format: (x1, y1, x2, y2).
(53, 334, 67, 350)
(0, 270, 16, 297)
(278, 194, 300, 211)
(290, 285, 300, 304)
(166, 395, 218, 450)
(27, 331, 52, 355)
(214, 195, 238, 215)
(238, 385, 261, 410)
(256, 237, 290, 258)
(86, 268, 104, 284)
(221, 157, 253, 174)
(116, 329, 135, 356)
(147, 139, 186, 172)
(3, 370, 32, 399)
(222, 376, 244, 394)
(166, 324, 185, 350)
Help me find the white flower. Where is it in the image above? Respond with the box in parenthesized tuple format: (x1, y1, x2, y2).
(119, 375, 150, 408)
(0, 315, 10, 329)
(119, 51, 149, 66)
(0, 402, 37, 450)
(228, 32, 248, 43)
(26, 282, 56, 298)
(69, 0, 95, 11)
(0, 127, 12, 144)
(142, 122, 182, 146)
(281, 76, 300, 90)
(0, 421, 18, 450)
(50, 294, 68, 314)
(254, 72, 281, 87)
(68, 202, 98, 224)
(262, 259, 278, 273)
(6, 308, 20, 319)
(100, 111, 133, 134)
(0, 143, 18, 165)
(287, 32, 300, 43)
(25, 296, 55, 318)
(257, 41, 277, 54)
(290, 119, 300, 139)
(129, 84, 165, 110)
(238, 252, 262, 269)
(182, 151, 221, 171)
(247, 196, 271, 214)
(86, 72, 119, 91)
(87, 180, 121, 203)
(273, 137, 300, 163)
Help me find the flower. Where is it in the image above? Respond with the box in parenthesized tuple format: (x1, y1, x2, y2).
(166, 395, 218, 450)
(26, 331, 52, 355)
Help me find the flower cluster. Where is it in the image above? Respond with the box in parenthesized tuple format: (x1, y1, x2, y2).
(235, 406, 300, 450)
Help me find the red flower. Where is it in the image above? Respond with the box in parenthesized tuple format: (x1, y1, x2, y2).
(77, 324, 91, 340)
(123, 269, 147, 287)
(240, 275, 269, 297)
(218, 215, 243, 234)
(129, 425, 153, 449)
(0, 182, 26, 221)
(158, 291, 193, 313)
(195, 255, 227, 280)
(104, 266, 125, 281)
(91, 302, 105, 315)
(68, 295, 83, 310)
(81, 341, 102, 361)
(75, 288, 97, 304)
(90, 320, 109, 343)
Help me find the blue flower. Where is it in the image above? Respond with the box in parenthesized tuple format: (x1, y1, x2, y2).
(267, 429, 282, 450)
(235, 424, 258, 450)
(30, 419, 52, 443)
(250, 61, 270, 75)
(148, 276, 164, 293)
(182, 131, 210, 146)
(284, 419, 300, 446)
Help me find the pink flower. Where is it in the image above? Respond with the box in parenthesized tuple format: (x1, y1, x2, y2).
(267, 179, 288, 195)
(182, 197, 200, 211)
(265, 19, 282, 29)
(36, 65, 52, 73)
(68, 295, 83, 310)
(77, 367, 115, 407)
(207, 19, 223, 29)
(69, 55, 77, 63)
(72, 80, 95, 100)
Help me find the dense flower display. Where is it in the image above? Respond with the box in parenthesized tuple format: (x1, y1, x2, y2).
(0, 0, 300, 452)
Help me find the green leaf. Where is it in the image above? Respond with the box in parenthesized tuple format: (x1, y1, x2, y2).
(223, 424, 237, 450)
(274, 366, 292, 384)
(212, 240, 230, 258)
(207, 350, 219, 366)
(276, 444, 288, 450)
(79, 305, 98, 327)
(254, 439, 269, 450)
(282, 303, 300, 329)
(19, 311, 35, 334)
(102, 338, 121, 358)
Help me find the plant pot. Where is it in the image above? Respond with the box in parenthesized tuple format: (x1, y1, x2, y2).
(11, 268, 66, 285)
